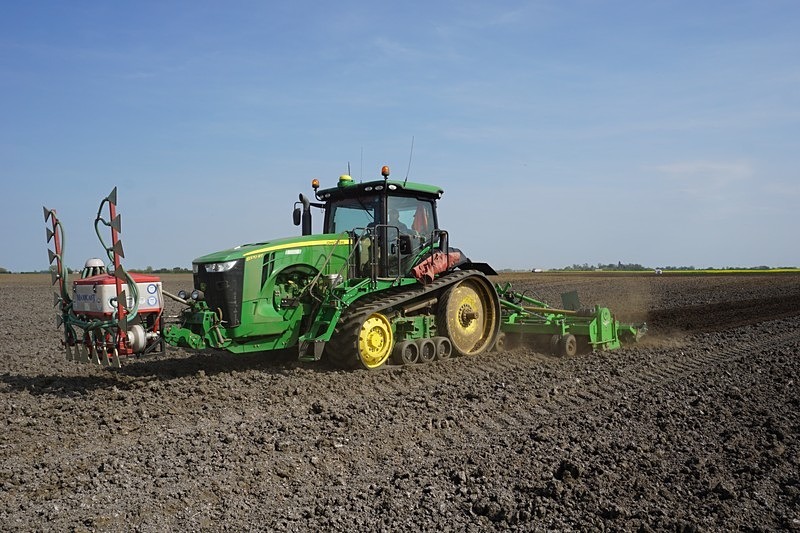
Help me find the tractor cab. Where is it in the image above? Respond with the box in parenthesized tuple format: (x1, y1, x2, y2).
(296, 166, 447, 279)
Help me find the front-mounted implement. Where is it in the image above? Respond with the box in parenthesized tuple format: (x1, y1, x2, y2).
(44, 188, 165, 367)
(495, 283, 645, 356)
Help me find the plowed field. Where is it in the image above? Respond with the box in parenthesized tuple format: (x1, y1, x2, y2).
(2, 272, 799, 531)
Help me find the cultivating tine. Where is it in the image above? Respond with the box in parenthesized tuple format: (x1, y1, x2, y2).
(110, 348, 121, 368)
(100, 344, 110, 366)
(75, 340, 89, 363)
(65, 343, 75, 362)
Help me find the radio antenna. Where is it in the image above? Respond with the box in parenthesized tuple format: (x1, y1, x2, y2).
(403, 136, 414, 186)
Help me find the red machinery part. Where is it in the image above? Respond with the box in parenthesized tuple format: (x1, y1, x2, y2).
(72, 273, 163, 318)
(411, 251, 463, 284)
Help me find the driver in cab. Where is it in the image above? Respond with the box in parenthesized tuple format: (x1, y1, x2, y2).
(388, 208, 410, 235)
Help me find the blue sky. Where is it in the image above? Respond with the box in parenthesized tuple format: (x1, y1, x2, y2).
(2, 1, 798, 272)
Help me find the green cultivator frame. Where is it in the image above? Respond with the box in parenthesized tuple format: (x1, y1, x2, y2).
(495, 283, 645, 357)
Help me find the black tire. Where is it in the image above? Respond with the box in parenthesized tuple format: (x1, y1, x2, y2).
(434, 336, 452, 360)
(393, 340, 419, 365)
(417, 339, 436, 363)
(558, 334, 578, 357)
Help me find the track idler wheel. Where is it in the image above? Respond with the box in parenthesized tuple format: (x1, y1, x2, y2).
(437, 275, 500, 356)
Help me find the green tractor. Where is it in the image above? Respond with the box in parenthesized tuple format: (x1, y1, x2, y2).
(164, 166, 502, 369)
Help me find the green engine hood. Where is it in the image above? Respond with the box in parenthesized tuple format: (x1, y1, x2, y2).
(192, 233, 351, 264)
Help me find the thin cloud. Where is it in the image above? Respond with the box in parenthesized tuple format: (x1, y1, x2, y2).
(649, 161, 756, 221)
(653, 161, 753, 182)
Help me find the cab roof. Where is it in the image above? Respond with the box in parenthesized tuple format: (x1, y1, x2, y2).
(316, 179, 444, 202)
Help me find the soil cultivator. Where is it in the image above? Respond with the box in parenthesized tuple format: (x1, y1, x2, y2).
(45, 169, 644, 369)
(44, 188, 165, 367)
(495, 283, 645, 356)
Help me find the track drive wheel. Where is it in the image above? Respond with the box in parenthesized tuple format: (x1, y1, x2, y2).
(437, 275, 500, 356)
(356, 313, 394, 369)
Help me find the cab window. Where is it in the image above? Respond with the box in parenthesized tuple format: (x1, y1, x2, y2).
(327, 195, 379, 233)
(387, 197, 435, 238)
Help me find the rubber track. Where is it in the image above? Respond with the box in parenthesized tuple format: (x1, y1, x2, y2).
(325, 269, 491, 368)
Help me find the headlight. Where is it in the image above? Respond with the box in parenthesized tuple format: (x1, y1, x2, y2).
(192, 264, 199, 274)
(204, 260, 238, 273)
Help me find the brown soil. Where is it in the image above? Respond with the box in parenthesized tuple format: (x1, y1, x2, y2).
(1, 272, 799, 531)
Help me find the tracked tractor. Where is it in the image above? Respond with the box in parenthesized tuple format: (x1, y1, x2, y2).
(165, 167, 501, 369)
(45, 166, 643, 369)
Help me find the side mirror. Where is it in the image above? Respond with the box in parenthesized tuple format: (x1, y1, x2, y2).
(399, 235, 412, 255)
(438, 230, 449, 252)
(292, 207, 301, 226)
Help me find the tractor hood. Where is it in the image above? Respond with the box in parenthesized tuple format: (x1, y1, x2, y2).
(192, 233, 351, 265)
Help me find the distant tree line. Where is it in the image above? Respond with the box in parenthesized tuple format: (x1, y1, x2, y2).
(656, 265, 793, 271)
(130, 266, 192, 274)
(558, 262, 650, 272)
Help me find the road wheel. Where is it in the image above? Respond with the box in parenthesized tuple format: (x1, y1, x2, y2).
(356, 313, 394, 369)
(393, 340, 419, 365)
(437, 275, 500, 356)
(434, 337, 452, 359)
(558, 334, 577, 357)
(417, 338, 437, 363)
